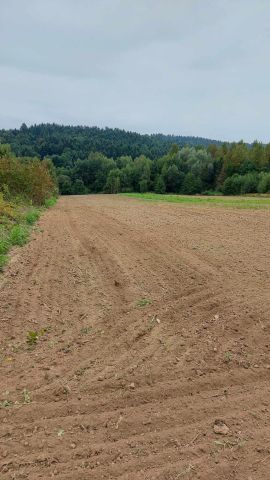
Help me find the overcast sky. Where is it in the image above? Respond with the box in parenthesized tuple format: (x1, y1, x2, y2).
(0, 0, 269, 142)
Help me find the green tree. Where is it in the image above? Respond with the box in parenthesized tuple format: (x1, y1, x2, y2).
(163, 164, 183, 192)
(182, 172, 202, 194)
(58, 174, 72, 195)
(139, 179, 148, 193)
(106, 169, 121, 193)
(72, 179, 86, 195)
(222, 175, 242, 195)
(0, 144, 12, 158)
(257, 173, 270, 193)
(154, 175, 166, 194)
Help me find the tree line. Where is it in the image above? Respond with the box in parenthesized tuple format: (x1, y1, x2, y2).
(0, 123, 222, 161)
(57, 141, 270, 195)
(0, 123, 270, 195)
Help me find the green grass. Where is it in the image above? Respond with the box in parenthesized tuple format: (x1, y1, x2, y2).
(0, 254, 8, 271)
(9, 224, 29, 246)
(0, 233, 10, 255)
(136, 298, 152, 307)
(121, 193, 270, 209)
(0, 196, 57, 273)
(24, 208, 41, 225)
(45, 197, 57, 208)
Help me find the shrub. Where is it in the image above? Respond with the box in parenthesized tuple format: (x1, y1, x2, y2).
(257, 173, 270, 193)
(0, 236, 10, 254)
(223, 175, 242, 195)
(0, 193, 16, 220)
(44, 197, 57, 208)
(240, 173, 259, 194)
(9, 224, 29, 246)
(72, 179, 87, 195)
(223, 172, 261, 195)
(0, 156, 57, 205)
(24, 208, 41, 225)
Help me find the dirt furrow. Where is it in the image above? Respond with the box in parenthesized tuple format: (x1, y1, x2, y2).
(1, 195, 270, 479)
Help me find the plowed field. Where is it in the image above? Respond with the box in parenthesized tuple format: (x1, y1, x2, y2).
(1, 195, 270, 479)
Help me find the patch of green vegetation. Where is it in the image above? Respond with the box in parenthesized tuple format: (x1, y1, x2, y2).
(26, 328, 47, 348)
(24, 208, 41, 225)
(45, 197, 57, 208)
(136, 298, 152, 307)
(9, 224, 29, 246)
(224, 351, 233, 363)
(0, 232, 10, 254)
(121, 193, 270, 209)
(214, 438, 245, 449)
(80, 326, 92, 335)
(26, 330, 39, 347)
(0, 199, 57, 273)
(0, 146, 57, 273)
(23, 388, 31, 404)
(0, 399, 13, 408)
(0, 254, 8, 271)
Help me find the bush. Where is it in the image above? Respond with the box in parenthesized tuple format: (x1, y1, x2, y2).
(0, 239, 10, 255)
(223, 173, 260, 195)
(257, 173, 270, 193)
(72, 179, 87, 195)
(45, 197, 57, 208)
(0, 156, 57, 205)
(0, 193, 16, 220)
(240, 173, 259, 194)
(0, 203, 44, 272)
(223, 175, 242, 195)
(24, 208, 41, 225)
(9, 224, 29, 246)
(0, 148, 57, 273)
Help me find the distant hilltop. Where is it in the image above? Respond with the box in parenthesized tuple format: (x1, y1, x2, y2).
(0, 123, 225, 160)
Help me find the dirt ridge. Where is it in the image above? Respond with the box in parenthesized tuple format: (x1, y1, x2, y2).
(0, 195, 270, 479)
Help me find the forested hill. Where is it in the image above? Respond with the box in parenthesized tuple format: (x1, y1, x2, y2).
(0, 123, 223, 161)
(1, 123, 270, 196)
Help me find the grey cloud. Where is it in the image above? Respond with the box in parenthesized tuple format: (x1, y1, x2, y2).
(0, 0, 270, 141)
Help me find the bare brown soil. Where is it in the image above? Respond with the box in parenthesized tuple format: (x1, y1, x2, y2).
(1, 195, 270, 479)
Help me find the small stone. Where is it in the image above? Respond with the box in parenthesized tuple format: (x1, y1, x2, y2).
(70, 443, 76, 449)
(142, 419, 152, 425)
(129, 382, 135, 389)
(213, 419, 229, 435)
